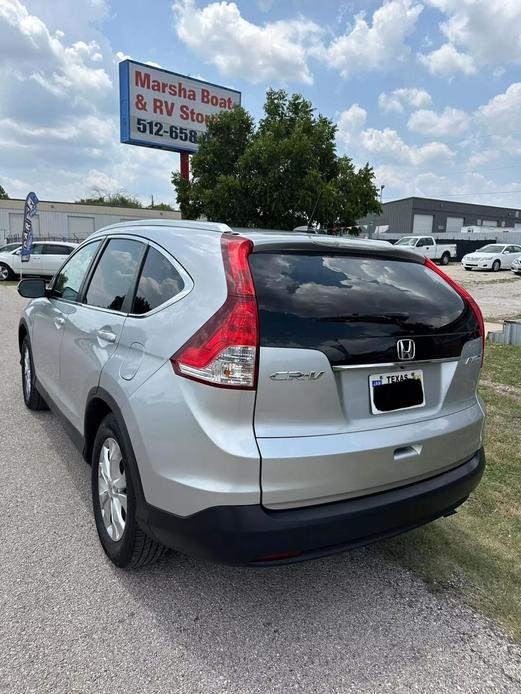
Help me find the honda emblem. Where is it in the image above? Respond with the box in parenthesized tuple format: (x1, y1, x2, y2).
(397, 339, 416, 361)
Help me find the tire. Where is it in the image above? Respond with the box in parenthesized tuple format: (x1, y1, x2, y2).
(21, 337, 48, 411)
(492, 260, 500, 272)
(441, 252, 450, 266)
(92, 413, 166, 568)
(0, 263, 14, 281)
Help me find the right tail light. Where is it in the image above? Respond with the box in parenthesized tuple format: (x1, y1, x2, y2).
(424, 257, 485, 364)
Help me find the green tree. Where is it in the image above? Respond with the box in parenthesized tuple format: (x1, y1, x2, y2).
(172, 89, 381, 230)
(0, 184, 8, 200)
(77, 190, 143, 208)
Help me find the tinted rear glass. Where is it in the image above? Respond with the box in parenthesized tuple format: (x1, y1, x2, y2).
(249, 252, 474, 365)
(132, 247, 185, 314)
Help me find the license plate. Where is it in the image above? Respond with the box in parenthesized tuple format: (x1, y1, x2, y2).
(369, 370, 425, 415)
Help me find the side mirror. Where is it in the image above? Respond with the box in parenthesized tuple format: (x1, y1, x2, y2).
(17, 278, 48, 298)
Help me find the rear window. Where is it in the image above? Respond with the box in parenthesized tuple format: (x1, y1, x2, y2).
(249, 252, 473, 365)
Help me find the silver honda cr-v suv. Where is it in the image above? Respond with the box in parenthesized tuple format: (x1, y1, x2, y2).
(18, 220, 486, 568)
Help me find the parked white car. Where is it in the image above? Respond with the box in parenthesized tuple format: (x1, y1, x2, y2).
(461, 244, 521, 272)
(511, 256, 521, 276)
(394, 236, 457, 265)
(0, 241, 77, 281)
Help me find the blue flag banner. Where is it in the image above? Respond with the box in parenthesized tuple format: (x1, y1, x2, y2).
(21, 192, 39, 263)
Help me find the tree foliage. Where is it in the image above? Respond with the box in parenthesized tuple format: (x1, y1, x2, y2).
(0, 184, 8, 200)
(172, 89, 381, 230)
(77, 190, 143, 208)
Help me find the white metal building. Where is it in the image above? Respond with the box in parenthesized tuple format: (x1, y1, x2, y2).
(0, 199, 182, 244)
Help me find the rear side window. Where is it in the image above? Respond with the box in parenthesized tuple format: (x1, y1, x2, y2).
(43, 243, 72, 255)
(132, 247, 185, 314)
(85, 239, 142, 312)
(249, 252, 472, 365)
(44, 244, 72, 255)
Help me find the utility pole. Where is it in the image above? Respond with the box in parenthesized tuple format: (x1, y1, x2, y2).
(379, 184, 385, 204)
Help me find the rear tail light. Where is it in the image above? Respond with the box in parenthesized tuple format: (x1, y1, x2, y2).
(171, 235, 259, 388)
(424, 257, 485, 364)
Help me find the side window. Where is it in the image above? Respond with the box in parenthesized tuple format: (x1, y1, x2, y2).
(45, 244, 73, 255)
(417, 238, 429, 247)
(31, 244, 45, 255)
(52, 241, 101, 302)
(504, 246, 514, 253)
(132, 247, 185, 314)
(85, 238, 142, 312)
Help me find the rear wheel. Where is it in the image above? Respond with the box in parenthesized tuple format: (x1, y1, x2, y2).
(0, 263, 14, 281)
(92, 414, 166, 568)
(492, 260, 500, 272)
(440, 252, 450, 266)
(21, 337, 48, 411)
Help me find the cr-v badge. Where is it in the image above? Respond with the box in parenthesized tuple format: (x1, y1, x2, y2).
(397, 339, 416, 361)
(270, 371, 324, 381)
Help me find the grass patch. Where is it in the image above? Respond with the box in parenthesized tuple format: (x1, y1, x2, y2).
(381, 344, 521, 640)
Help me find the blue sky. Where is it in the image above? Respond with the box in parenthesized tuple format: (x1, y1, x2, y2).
(1, 0, 521, 209)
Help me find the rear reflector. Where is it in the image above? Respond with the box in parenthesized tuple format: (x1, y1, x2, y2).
(424, 257, 485, 364)
(254, 550, 303, 562)
(171, 235, 259, 388)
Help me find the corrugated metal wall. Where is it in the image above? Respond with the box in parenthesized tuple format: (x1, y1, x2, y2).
(0, 206, 181, 242)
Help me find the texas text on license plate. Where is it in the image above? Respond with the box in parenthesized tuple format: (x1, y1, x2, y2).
(369, 369, 425, 415)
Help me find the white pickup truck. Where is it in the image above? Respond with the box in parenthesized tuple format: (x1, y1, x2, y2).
(394, 236, 457, 265)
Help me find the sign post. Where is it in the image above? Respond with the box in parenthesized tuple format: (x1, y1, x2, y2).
(20, 192, 39, 279)
(180, 152, 190, 182)
(119, 60, 241, 187)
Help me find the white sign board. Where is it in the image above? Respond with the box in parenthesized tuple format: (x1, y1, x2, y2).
(119, 60, 241, 154)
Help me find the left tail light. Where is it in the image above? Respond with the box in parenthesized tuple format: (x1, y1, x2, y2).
(424, 257, 485, 364)
(171, 235, 259, 389)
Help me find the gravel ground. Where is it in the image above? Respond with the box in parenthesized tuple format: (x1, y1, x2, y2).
(444, 265, 521, 321)
(1, 285, 520, 694)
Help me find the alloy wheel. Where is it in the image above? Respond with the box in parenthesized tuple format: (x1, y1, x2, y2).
(22, 346, 32, 401)
(98, 437, 127, 541)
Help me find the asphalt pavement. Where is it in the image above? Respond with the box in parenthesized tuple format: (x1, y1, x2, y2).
(1, 285, 520, 694)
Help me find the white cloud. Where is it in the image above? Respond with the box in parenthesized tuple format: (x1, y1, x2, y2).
(378, 87, 432, 113)
(465, 150, 500, 169)
(360, 127, 454, 166)
(419, 43, 476, 77)
(0, 0, 179, 206)
(320, 0, 423, 78)
(336, 104, 367, 146)
(407, 106, 470, 137)
(478, 82, 521, 132)
(421, 1, 521, 77)
(172, 0, 322, 85)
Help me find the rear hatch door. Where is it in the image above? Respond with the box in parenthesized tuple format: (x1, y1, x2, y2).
(249, 243, 482, 507)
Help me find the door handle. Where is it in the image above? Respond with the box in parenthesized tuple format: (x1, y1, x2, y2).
(96, 329, 117, 343)
(54, 317, 65, 329)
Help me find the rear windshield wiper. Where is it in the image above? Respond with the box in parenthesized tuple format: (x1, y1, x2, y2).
(317, 312, 410, 323)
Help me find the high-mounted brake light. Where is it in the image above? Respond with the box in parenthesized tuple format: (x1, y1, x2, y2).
(424, 257, 485, 364)
(171, 235, 259, 388)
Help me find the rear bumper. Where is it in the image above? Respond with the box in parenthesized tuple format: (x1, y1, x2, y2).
(140, 448, 485, 566)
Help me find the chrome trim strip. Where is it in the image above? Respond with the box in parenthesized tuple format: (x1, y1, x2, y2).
(332, 357, 461, 371)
